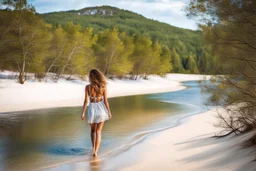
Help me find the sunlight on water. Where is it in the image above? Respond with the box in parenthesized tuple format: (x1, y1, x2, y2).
(0, 81, 212, 171)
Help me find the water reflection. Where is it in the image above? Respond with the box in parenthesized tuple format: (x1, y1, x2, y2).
(89, 157, 102, 171)
(0, 81, 210, 171)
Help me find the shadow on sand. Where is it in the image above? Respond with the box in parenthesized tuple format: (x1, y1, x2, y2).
(175, 132, 256, 171)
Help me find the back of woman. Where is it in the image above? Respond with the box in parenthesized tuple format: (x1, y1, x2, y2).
(81, 69, 112, 157)
(87, 84, 109, 123)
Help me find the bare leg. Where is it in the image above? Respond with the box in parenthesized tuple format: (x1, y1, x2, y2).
(94, 122, 104, 157)
(90, 123, 97, 154)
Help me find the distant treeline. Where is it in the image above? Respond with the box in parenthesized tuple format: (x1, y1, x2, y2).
(42, 6, 219, 75)
(0, 1, 217, 84)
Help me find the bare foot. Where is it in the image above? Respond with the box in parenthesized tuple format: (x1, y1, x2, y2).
(93, 152, 98, 157)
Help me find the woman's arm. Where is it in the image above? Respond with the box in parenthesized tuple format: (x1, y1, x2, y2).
(81, 85, 89, 120)
(103, 87, 112, 119)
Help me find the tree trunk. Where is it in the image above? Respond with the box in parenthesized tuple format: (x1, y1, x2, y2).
(134, 71, 139, 80)
(67, 68, 76, 80)
(144, 74, 148, 79)
(18, 59, 25, 84)
(45, 53, 61, 78)
(104, 51, 115, 76)
(55, 47, 76, 81)
(19, 72, 25, 84)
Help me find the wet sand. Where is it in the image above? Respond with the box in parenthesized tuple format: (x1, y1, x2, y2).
(46, 108, 256, 171)
(103, 108, 255, 171)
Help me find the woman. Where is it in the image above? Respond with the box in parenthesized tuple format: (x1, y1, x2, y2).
(81, 69, 112, 157)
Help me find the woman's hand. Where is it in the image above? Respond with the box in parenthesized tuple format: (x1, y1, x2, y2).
(108, 113, 112, 119)
(81, 113, 85, 120)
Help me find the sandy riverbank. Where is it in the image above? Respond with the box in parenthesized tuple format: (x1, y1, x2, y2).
(102, 108, 256, 171)
(54, 108, 255, 171)
(1, 71, 254, 171)
(0, 73, 210, 113)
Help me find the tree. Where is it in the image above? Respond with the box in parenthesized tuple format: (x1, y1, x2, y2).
(0, 0, 51, 84)
(41, 6, 216, 74)
(44, 25, 66, 79)
(158, 46, 172, 75)
(186, 0, 256, 139)
(171, 48, 184, 73)
(144, 41, 162, 78)
(0, 10, 15, 71)
(55, 22, 96, 80)
(185, 53, 199, 73)
(94, 28, 131, 76)
(175, 39, 188, 58)
(131, 35, 152, 79)
(0, 10, 13, 55)
(116, 32, 134, 76)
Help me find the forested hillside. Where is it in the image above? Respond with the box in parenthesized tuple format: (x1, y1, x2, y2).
(41, 6, 217, 74)
(0, 2, 217, 84)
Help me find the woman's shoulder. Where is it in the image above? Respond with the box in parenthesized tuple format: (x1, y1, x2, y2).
(85, 84, 91, 90)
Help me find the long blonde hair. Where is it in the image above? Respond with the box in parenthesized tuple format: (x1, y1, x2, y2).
(89, 69, 106, 94)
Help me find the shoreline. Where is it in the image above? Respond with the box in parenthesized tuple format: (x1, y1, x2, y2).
(0, 73, 211, 114)
(41, 107, 211, 171)
(43, 107, 255, 171)
(101, 108, 255, 171)
(1, 72, 254, 171)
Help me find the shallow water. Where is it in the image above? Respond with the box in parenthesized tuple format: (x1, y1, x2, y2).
(0, 80, 212, 171)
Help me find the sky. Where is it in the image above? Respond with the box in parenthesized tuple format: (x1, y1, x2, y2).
(28, 0, 198, 30)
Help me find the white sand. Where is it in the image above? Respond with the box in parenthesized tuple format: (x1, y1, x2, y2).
(0, 73, 210, 113)
(102, 108, 256, 171)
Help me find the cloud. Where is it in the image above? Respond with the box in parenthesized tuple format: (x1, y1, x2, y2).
(29, 0, 90, 12)
(116, 0, 197, 29)
(29, 0, 197, 30)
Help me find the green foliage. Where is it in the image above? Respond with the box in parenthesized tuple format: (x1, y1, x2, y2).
(158, 47, 173, 75)
(131, 35, 153, 79)
(58, 22, 96, 77)
(143, 41, 162, 77)
(0, 1, 51, 83)
(171, 48, 184, 73)
(186, 0, 256, 137)
(0, 4, 218, 84)
(40, 6, 215, 74)
(93, 28, 133, 76)
(184, 53, 199, 73)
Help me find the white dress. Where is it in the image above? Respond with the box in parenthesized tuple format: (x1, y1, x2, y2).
(87, 86, 109, 124)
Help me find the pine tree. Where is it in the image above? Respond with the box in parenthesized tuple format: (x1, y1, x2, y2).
(143, 41, 162, 78)
(131, 35, 152, 79)
(171, 48, 184, 73)
(158, 46, 172, 75)
(186, 53, 199, 74)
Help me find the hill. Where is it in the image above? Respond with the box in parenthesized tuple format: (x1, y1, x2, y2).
(40, 6, 204, 63)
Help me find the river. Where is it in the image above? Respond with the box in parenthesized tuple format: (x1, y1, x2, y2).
(0, 80, 212, 171)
